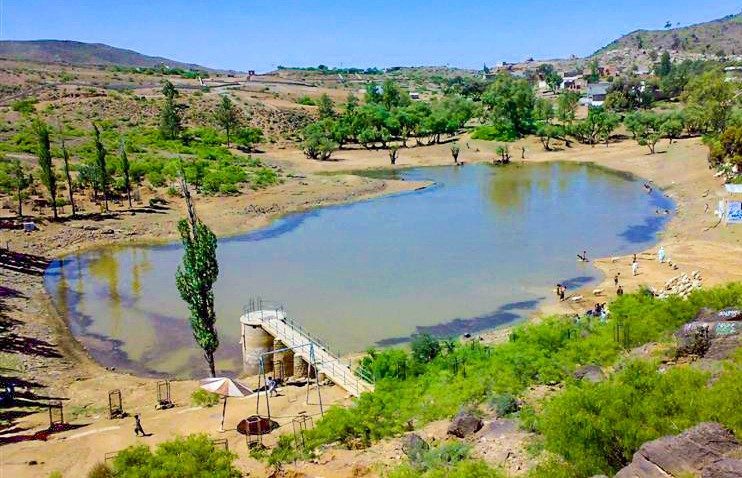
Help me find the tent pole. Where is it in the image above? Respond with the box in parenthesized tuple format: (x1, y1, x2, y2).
(220, 396, 227, 432)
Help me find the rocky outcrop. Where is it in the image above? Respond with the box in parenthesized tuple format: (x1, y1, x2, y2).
(656, 271, 703, 300)
(615, 422, 742, 478)
(676, 307, 742, 360)
(447, 409, 483, 438)
(573, 364, 605, 383)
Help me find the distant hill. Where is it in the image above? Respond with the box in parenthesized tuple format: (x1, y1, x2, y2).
(595, 12, 742, 57)
(0, 40, 218, 71)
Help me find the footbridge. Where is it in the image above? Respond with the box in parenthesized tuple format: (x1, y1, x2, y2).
(239, 300, 374, 397)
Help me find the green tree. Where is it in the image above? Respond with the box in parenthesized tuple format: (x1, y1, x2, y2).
(389, 145, 399, 165)
(120, 138, 132, 208)
(34, 119, 58, 220)
(92, 123, 110, 212)
(214, 95, 239, 147)
(302, 123, 337, 161)
(345, 93, 359, 116)
(450, 144, 460, 164)
(657, 51, 672, 77)
(111, 434, 240, 477)
(317, 93, 335, 119)
(159, 80, 182, 140)
(595, 110, 620, 146)
(660, 115, 684, 144)
(235, 127, 263, 151)
(59, 127, 76, 217)
(556, 91, 580, 125)
(683, 70, 736, 133)
(9, 159, 32, 217)
(411, 334, 441, 364)
(481, 73, 536, 138)
(587, 60, 600, 83)
(175, 177, 220, 377)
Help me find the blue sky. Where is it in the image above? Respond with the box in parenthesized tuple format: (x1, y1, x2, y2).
(1, 1, 740, 72)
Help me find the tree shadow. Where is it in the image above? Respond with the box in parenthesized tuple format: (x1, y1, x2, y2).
(0, 249, 51, 276)
(0, 422, 88, 446)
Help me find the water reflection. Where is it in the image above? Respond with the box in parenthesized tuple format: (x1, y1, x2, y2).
(45, 163, 673, 378)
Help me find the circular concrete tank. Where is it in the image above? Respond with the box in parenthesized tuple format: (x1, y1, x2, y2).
(240, 310, 282, 375)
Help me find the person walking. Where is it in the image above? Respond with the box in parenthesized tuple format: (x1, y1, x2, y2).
(617, 285, 624, 296)
(658, 246, 666, 263)
(134, 414, 147, 437)
(614, 273, 620, 287)
(632, 259, 638, 276)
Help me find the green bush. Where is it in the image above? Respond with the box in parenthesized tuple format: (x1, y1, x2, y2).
(11, 98, 37, 114)
(490, 392, 520, 416)
(86, 462, 113, 478)
(296, 95, 315, 106)
(112, 434, 240, 477)
(190, 389, 220, 407)
(471, 124, 517, 142)
(389, 441, 503, 477)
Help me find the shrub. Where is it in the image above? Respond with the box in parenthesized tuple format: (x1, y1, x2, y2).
(296, 95, 315, 106)
(86, 462, 114, 478)
(411, 333, 442, 364)
(191, 389, 220, 407)
(490, 393, 520, 416)
(112, 434, 240, 477)
(11, 98, 38, 114)
(389, 441, 503, 477)
(471, 124, 517, 142)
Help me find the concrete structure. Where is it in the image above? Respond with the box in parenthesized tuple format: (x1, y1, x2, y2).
(240, 305, 374, 397)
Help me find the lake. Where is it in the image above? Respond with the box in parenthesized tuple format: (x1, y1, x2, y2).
(44, 162, 673, 378)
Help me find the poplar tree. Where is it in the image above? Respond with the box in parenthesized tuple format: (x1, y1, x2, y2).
(214, 95, 239, 147)
(92, 122, 109, 212)
(175, 174, 220, 377)
(11, 159, 31, 218)
(59, 127, 76, 217)
(35, 120, 58, 220)
(159, 80, 182, 140)
(120, 138, 132, 208)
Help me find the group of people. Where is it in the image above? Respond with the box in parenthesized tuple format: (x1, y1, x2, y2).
(555, 283, 567, 301)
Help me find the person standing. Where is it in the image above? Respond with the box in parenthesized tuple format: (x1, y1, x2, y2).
(658, 246, 666, 263)
(632, 259, 638, 276)
(134, 414, 147, 437)
(617, 285, 624, 296)
(614, 273, 620, 287)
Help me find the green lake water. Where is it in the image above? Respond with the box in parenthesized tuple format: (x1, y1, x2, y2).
(44, 162, 673, 378)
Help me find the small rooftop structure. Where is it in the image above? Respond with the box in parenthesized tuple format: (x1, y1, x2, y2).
(585, 82, 611, 107)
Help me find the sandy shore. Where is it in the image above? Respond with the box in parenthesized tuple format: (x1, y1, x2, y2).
(2, 135, 742, 476)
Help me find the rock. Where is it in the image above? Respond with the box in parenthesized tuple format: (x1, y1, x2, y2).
(82, 224, 99, 231)
(573, 364, 605, 383)
(615, 422, 741, 478)
(447, 409, 483, 438)
(401, 433, 429, 460)
(702, 459, 742, 478)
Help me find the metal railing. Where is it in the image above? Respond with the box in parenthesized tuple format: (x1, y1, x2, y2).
(243, 299, 375, 395)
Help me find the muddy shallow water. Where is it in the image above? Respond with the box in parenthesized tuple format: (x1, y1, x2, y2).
(45, 162, 673, 378)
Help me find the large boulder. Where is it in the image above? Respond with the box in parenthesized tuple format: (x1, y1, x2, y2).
(401, 433, 429, 461)
(615, 422, 741, 478)
(573, 364, 605, 383)
(447, 409, 483, 438)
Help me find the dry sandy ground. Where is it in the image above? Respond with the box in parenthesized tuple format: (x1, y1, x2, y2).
(1, 135, 742, 477)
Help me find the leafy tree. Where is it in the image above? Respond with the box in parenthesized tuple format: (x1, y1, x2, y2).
(235, 127, 263, 151)
(175, 177, 220, 377)
(556, 91, 580, 125)
(6, 159, 32, 217)
(159, 80, 183, 140)
(450, 144, 460, 164)
(119, 138, 132, 208)
(683, 70, 736, 133)
(709, 125, 742, 166)
(536, 123, 564, 151)
(411, 334, 441, 364)
(660, 115, 684, 143)
(302, 123, 337, 161)
(213, 95, 239, 147)
(657, 51, 672, 77)
(34, 119, 58, 219)
(317, 93, 335, 119)
(587, 60, 600, 83)
(59, 128, 76, 217)
(595, 110, 620, 146)
(604, 76, 647, 111)
(570, 107, 614, 146)
(345, 93, 359, 115)
(92, 123, 110, 212)
(388, 145, 399, 165)
(481, 73, 536, 137)
(534, 98, 554, 123)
